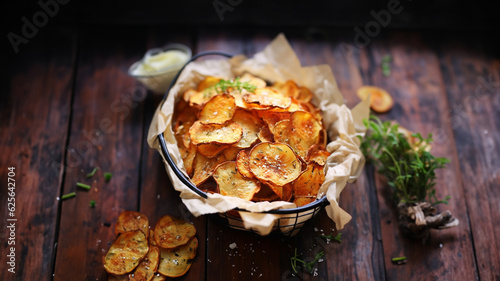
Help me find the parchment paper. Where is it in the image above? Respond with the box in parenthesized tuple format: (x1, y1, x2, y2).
(147, 34, 369, 235)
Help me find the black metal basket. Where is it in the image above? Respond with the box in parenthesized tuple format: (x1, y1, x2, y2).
(156, 51, 329, 236)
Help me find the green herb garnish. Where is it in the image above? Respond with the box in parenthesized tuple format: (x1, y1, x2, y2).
(204, 77, 257, 98)
(61, 192, 76, 200)
(290, 248, 324, 274)
(89, 200, 96, 208)
(86, 167, 99, 178)
(391, 256, 407, 264)
(320, 232, 342, 243)
(381, 55, 392, 77)
(360, 115, 450, 206)
(77, 182, 91, 191)
(104, 172, 113, 182)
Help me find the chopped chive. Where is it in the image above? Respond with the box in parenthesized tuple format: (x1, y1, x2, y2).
(104, 172, 113, 182)
(89, 200, 96, 208)
(86, 167, 99, 178)
(391, 256, 407, 264)
(61, 192, 76, 200)
(333, 233, 342, 243)
(77, 182, 91, 190)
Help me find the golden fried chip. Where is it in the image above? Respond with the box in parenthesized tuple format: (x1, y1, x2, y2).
(158, 237, 198, 278)
(357, 85, 394, 113)
(199, 94, 236, 125)
(236, 149, 254, 179)
(292, 163, 324, 198)
(197, 76, 221, 91)
(297, 86, 313, 103)
(188, 91, 212, 107)
(319, 129, 327, 148)
(104, 230, 149, 275)
(189, 121, 242, 146)
(288, 111, 322, 160)
(129, 246, 160, 281)
(150, 274, 166, 281)
(258, 125, 274, 143)
(243, 88, 291, 109)
(294, 197, 316, 207)
(272, 120, 291, 143)
(191, 153, 226, 186)
(114, 211, 149, 238)
(272, 80, 300, 99)
(173, 106, 198, 142)
(267, 183, 293, 201)
(154, 215, 196, 249)
(240, 73, 267, 88)
(214, 161, 261, 200)
(249, 142, 301, 186)
(306, 145, 331, 166)
(232, 110, 263, 148)
(197, 143, 228, 158)
(259, 111, 290, 133)
(251, 184, 281, 202)
(222, 146, 241, 161)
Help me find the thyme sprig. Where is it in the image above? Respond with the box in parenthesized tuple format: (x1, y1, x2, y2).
(290, 248, 324, 274)
(204, 77, 256, 97)
(360, 115, 450, 206)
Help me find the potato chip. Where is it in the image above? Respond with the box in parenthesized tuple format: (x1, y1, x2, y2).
(188, 91, 213, 107)
(292, 163, 324, 198)
(104, 230, 149, 275)
(197, 143, 228, 158)
(272, 80, 300, 99)
(114, 211, 149, 238)
(197, 76, 221, 91)
(297, 86, 313, 103)
(149, 230, 156, 246)
(222, 146, 241, 161)
(232, 110, 263, 148)
(236, 149, 254, 179)
(299, 101, 322, 121)
(198, 94, 236, 125)
(154, 215, 196, 249)
(129, 246, 160, 281)
(319, 129, 327, 148)
(191, 153, 226, 186)
(259, 111, 290, 133)
(173, 106, 198, 141)
(294, 197, 316, 207)
(272, 120, 291, 143)
(240, 73, 267, 88)
(252, 184, 281, 202)
(151, 274, 166, 281)
(180, 143, 197, 176)
(189, 121, 242, 146)
(288, 111, 322, 160)
(306, 145, 331, 166)
(243, 88, 292, 109)
(258, 125, 274, 143)
(357, 85, 394, 113)
(157, 237, 198, 278)
(267, 183, 293, 201)
(214, 161, 261, 200)
(249, 142, 301, 186)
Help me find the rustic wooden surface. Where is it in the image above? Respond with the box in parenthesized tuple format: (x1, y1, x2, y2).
(1, 26, 499, 281)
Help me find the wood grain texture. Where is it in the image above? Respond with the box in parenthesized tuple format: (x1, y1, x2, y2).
(435, 35, 500, 281)
(367, 32, 477, 281)
(0, 28, 76, 281)
(52, 27, 146, 281)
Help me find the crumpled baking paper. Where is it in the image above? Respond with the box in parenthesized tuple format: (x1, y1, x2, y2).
(147, 33, 369, 236)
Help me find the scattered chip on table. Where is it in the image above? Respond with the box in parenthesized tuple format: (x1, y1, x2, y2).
(154, 215, 196, 249)
(104, 230, 149, 275)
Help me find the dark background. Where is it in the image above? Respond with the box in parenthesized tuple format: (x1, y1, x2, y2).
(2, 0, 500, 58)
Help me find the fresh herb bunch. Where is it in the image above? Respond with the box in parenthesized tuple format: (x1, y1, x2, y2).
(204, 77, 256, 97)
(360, 115, 450, 206)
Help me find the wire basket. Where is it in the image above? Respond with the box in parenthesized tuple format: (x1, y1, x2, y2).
(156, 51, 330, 236)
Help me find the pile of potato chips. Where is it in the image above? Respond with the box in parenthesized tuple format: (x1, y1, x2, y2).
(172, 74, 331, 207)
(104, 212, 198, 280)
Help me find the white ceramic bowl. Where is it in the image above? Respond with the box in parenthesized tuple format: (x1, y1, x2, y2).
(128, 43, 192, 95)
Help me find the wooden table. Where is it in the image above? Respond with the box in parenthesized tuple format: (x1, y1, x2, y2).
(1, 26, 499, 281)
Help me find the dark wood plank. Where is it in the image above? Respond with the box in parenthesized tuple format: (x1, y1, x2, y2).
(289, 30, 386, 281)
(435, 35, 500, 281)
(0, 27, 76, 281)
(366, 32, 478, 280)
(138, 26, 208, 281)
(52, 27, 147, 281)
